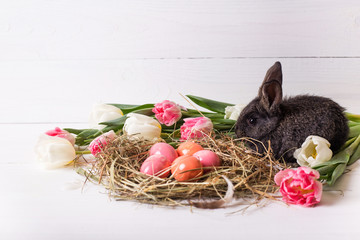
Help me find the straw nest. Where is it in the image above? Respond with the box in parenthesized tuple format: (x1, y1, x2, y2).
(77, 133, 288, 208)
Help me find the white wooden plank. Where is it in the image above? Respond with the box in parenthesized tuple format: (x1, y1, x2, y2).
(1, 58, 359, 123)
(1, 0, 360, 59)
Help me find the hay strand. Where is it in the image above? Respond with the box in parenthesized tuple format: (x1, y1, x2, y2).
(77, 133, 287, 208)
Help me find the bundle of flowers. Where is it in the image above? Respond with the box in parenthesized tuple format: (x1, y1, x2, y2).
(34, 95, 360, 208)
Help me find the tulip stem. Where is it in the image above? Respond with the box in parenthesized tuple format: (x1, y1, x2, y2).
(76, 150, 91, 155)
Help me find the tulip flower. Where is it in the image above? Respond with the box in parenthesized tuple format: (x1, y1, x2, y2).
(89, 103, 124, 129)
(294, 135, 333, 167)
(45, 127, 75, 145)
(35, 134, 76, 169)
(224, 104, 244, 121)
(88, 130, 117, 155)
(180, 117, 213, 141)
(275, 167, 322, 207)
(152, 100, 184, 126)
(123, 113, 162, 140)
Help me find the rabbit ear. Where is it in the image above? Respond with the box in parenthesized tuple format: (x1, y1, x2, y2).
(258, 62, 283, 112)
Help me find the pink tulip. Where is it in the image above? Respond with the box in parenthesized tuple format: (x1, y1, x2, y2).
(180, 117, 213, 141)
(88, 130, 117, 156)
(274, 167, 323, 207)
(45, 127, 75, 145)
(152, 100, 184, 126)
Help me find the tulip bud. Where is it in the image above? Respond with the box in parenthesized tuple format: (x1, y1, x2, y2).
(294, 135, 333, 167)
(123, 113, 161, 140)
(89, 103, 123, 130)
(35, 134, 76, 169)
(45, 127, 75, 145)
(88, 130, 117, 155)
(152, 100, 184, 126)
(180, 117, 213, 141)
(224, 104, 244, 121)
(274, 167, 322, 207)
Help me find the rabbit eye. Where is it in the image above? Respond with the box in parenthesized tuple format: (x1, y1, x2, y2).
(248, 117, 256, 125)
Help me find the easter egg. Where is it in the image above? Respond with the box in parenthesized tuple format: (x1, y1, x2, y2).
(177, 142, 204, 156)
(171, 156, 203, 182)
(140, 154, 171, 178)
(193, 150, 221, 173)
(149, 142, 178, 163)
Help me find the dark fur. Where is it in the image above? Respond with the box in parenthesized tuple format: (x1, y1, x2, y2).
(235, 62, 349, 162)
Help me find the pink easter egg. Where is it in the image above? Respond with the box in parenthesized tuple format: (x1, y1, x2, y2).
(149, 142, 178, 163)
(193, 150, 221, 173)
(140, 154, 171, 178)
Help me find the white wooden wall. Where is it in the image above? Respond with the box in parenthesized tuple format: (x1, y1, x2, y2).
(1, 0, 360, 123)
(1, 1, 360, 240)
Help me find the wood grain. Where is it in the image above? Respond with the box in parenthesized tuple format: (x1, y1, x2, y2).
(1, 58, 359, 123)
(0, 0, 360, 60)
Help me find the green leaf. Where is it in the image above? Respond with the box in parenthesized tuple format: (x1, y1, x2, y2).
(327, 163, 347, 186)
(314, 164, 337, 176)
(349, 125, 360, 138)
(132, 108, 155, 116)
(344, 134, 360, 156)
(313, 134, 360, 184)
(186, 95, 234, 114)
(213, 123, 234, 130)
(161, 129, 177, 133)
(318, 174, 331, 181)
(75, 129, 101, 146)
(318, 134, 360, 167)
(73, 125, 123, 146)
(349, 121, 360, 127)
(100, 115, 128, 127)
(211, 118, 237, 125)
(313, 151, 350, 168)
(109, 103, 155, 115)
(340, 137, 357, 151)
(348, 143, 360, 165)
(63, 128, 88, 135)
(181, 110, 225, 119)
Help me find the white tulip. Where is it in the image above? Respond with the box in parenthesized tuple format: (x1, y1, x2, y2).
(224, 104, 244, 120)
(89, 103, 124, 129)
(123, 113, 161, 140)
(35, 134, 76, 169)
(294, 135, 333, 167)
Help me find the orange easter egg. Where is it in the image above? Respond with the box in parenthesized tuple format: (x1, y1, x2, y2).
(177, 142, 204, 156)
(171, 155, 203, 182)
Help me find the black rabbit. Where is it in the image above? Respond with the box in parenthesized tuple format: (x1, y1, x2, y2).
(235, 62, 349, 162)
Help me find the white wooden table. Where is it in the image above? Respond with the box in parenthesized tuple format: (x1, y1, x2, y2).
(1, 1, 360, 239)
